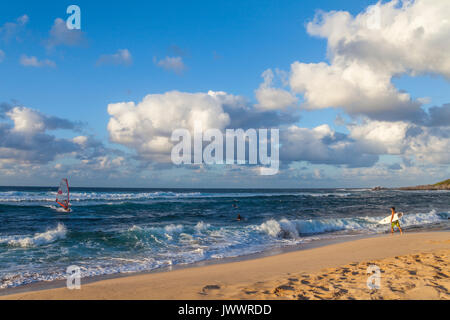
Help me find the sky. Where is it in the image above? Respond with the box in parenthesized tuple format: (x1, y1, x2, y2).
(0, 0, 450, 188)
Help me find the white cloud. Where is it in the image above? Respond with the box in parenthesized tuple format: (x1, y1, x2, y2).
(45, 18, 85, 49)
(0, 106, 79, 164)
(290, 61, 423, 121)
(7, 107, 46, 133)
(255, 69, 297, 110)
(349, 120, 411, 155)
(289, 0, 450, 121)
(348, 119, 450, 165)
(155, 56, 185, 74)
(280, 124, 378, 167)
(73, 135, 88, 146)
(0, 50, 4, 63)
(20, 55, 56, 68)
(307, 0, 450, 77)
(107, 91, 232, 162)
(97, 49, 132, 66)
(0, 104, 130, 185)
(0, 14, 28, 42)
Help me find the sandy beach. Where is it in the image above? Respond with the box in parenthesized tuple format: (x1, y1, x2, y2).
(1, 231, 449, 300)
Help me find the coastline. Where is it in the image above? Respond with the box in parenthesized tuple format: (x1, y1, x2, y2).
(1, 231, 449, 300)
(0, 232, 382, 296)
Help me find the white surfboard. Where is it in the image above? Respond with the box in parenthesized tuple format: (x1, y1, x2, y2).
(378, 212, 403, 224)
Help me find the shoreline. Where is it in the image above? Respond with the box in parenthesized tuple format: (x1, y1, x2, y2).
(0, 231, 383, 296)
(1, 231, 449, 300)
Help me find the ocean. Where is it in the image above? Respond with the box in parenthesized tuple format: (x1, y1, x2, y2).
(0, 187, 449, 289)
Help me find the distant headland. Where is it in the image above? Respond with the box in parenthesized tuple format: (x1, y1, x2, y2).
(371, 179, 450, 191)
(397, 179, 450, 191)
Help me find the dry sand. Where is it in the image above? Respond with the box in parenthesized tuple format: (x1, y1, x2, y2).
(1, 231, 449, 300)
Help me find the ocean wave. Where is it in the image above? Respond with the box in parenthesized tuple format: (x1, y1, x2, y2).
(194, 221, 211, 232)
(0, 191, 203, 202)
(0, 223, 67, 247)
(258, 210, 446, 239)
(0, 190, 356, 204)
(0, 207, 447, 289)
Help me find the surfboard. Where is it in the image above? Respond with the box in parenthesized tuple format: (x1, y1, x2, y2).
(49, 205, 73, 213)
(378, 212, 403, 224)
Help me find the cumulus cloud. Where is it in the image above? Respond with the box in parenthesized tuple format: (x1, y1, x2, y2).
(280, 118, 450, 168)
(0, 107, 78, 164)
(155, 56, 185, 74)
(45, 18, 86, 49)
(348, 120, 411, 155)
(425, 103, 450, 127)
(0, 14, 28, 42)
(20, 55, 56, 68)
(348, 119, 450, 165)
(105, 86, 450, 171)
(0, 103, 131, 186)
(3, 105, 81, 132)
(106, 89, 305, 165)
(289, 0, 450, 121)
(0, 105, 94, 165)
(290, 61, 424, 121)
(280, 124, 378, 168)
(107, 91, 232, 162)
(255, 69, 297, 111)
(0, 49, 4, 63)
(97, 49, 132, 66)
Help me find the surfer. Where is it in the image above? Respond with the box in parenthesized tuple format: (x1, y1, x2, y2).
(390, 207, 403, 235)
(233, 202, 242, 220)
(63, 200, 70, 212)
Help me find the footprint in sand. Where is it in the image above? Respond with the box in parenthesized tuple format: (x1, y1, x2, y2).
(199, 284, 221, 295)
(244, 290, 258, 295)
(273, 284, 295, 296)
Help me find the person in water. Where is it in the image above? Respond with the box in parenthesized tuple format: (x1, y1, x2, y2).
(390, 207, 403, 235)
(63, 200, 70, 212)
(233, 201, 241, 220)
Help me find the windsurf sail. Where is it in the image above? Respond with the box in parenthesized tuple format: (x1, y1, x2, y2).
(56, 178, 70, 210)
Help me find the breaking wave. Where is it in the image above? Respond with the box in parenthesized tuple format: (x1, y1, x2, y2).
(258, 210, 447, 239)
(0, 223, 67, 247)
(0, 190, 355, 204)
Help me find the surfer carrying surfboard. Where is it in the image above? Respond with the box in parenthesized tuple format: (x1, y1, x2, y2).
(390, 207, 403, 235)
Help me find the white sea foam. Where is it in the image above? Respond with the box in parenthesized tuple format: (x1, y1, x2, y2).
(0, 223, 67, 247)
(194, 221, 210, 232)
(164, 224, 183, 233)
(0, 190, 356, 203)
(0, 191, 203, 203)
(258, 209, 447, 239)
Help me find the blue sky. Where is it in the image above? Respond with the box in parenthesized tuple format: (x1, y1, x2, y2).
(1, 0, 450, 187)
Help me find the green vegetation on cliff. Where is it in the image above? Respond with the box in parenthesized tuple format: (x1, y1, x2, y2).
(433, 179, 450, 187)
(399, 179, 450, 190)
